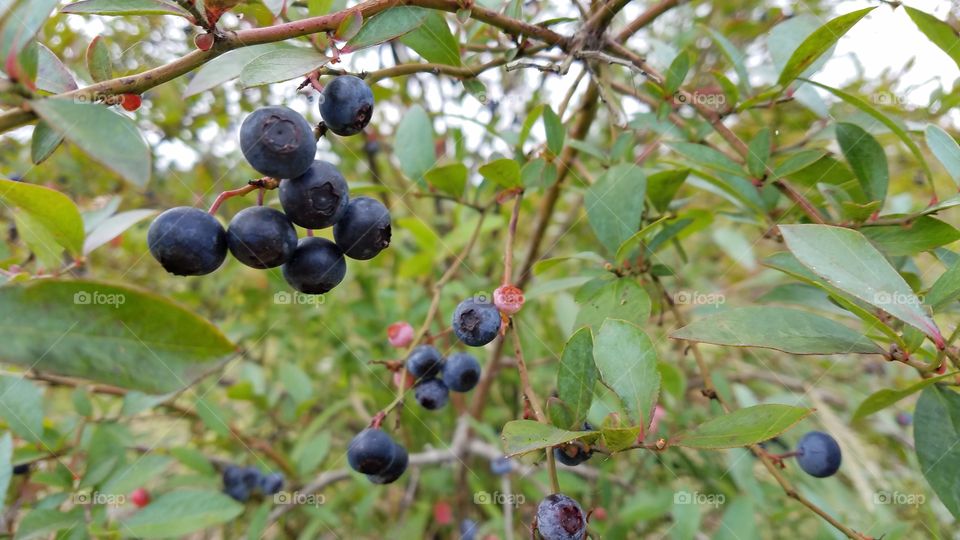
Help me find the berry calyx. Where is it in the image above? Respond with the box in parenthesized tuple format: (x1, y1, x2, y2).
(536, 493, 587, 540)
(279, 160, 349, 229)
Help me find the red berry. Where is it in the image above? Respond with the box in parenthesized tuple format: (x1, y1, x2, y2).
(592, 507, 607, 521)
(433, 500, 453, 525)
(130, 487, 150, 508)
(194, 33, 215, 51)
(120, 94, 142, 112)
(387, 321, 414, 348)
(493, 285, 524, 316)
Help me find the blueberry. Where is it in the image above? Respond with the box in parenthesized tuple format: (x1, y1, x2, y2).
(553, 444, 592, 467)
(319, 75, 374, 136)
(224, 482, 250, 502)
(259, 472, 284, 495)
(226, 206, 297, 269)
(281, 237, 347, 294)
(222, 464, 244, 487)
(796, 431, 842, 478)
(12, 463, 29, 475)
(490, 456, 513, 476)
(240, 106, 316, 179)
(406, 345, 444, 380)
(414, 378, 449, 410)
(348, 428, 398, 475)
(460, 519, 478, 540)
(896, 412, 912, 427)
(368, 442, 408, 484)
(536, 493, 587, 540)
(442, 353, 481, 392)
(148, 207, 227, 276)
(279, 160, 349, 229)
(333, 196, 391, 260)
(240, 466, 262, 490)
(452, 298, 501, 347)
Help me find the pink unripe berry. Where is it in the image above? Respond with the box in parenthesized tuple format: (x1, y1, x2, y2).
(493, 285, 524, 316)
(130, 487, 150, 508)
(387, 321, 414, 348)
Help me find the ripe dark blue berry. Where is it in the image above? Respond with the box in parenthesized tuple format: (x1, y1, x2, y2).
(452, 298, 501, 347)
(796, 431, 842, 478)
(406, 345, 444, 380)
(240, 466, 261, 490)
(460, 519, 478, 540)
(414, 378, 449, 410)
(148, 207, 227, 276)
(12, 463, 29, 475)
(553, 443, 592, 467)
(279, 160, 349, 229)
(442, 352, 481, 392)
(224, 482, 250, 502)
(226, 206, 297, 269)
(490, 456, 513, 476)
(259, 472, 284, 495)
(240, 106, 316, 179)
(536, 493, 587, 540)
(222, 465, 253, 502)
(319, 75, 374, 136)
(333, 196, 391, 260)
(348, 428, 398, 475)
(368, 442, 408, 484)
(281, 237, 346, 294)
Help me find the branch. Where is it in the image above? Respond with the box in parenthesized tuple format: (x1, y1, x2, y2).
(614, 0, 680, 42)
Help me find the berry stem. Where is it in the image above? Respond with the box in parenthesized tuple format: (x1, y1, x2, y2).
(502, 191, 523, 286)
(207, 177, 279, 215)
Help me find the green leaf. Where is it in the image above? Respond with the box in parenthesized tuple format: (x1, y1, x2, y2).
(35, 44, 77, 94)
(771, 149, 828, 178)
(556, 328, 596, 430)
(101, 455, 172, 494)
(862, 216, 960, 256)
(664, 50, 690, 95)
(777, 8, 874, 86)
(0, 433, 10, 514)
(576, 278, 651, 329)
(60, 0, 190, 17)
(501, 420, 594, 457)
(647, 169, 689, 212)
(239, 47, 329, 87)
(0, 280, 237, 394)
(0, 377, 43, 442)
(915, 385, 960, 519)
(674, 404, 813, 449)
(0, 0, 59, 63)
(334, 9, 362, 41)
(83, 209, 156, 255)
(399, 12, 461, 66)
(30, 99, 151, 187)
(423, 163, 467, 199)
(747, 128, 771, 178)
(925, 124, 960, 187)
(543, 105, 564, 156)
(120, 490, 244, 537)
(853, 372, 957, 421)
(602, 425, 642, 452)
(585, 163, 646, 253)
(667, 142, 744, 176)
(184, 44, 285, 97)
(835, 122, 888, 203)
(670, 306, 884, 355)
(85, 35, 112, 83)
(802, 79, 933, 184)
(395, 105, 435, 181)
(0, 178, 84, 255)
(927, 260, 960, 311)
(904, 7, 960, 71)
(780, 224, 944, 346)
(594, 319, 659, 427)
(345, 6, 429, 52)
(478, 158, 521, 188)
(30, 121, 64, 165)
(546, 397, 573, 430)
(14, 508, 84, 540)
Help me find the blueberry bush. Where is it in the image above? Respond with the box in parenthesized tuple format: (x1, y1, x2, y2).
(0, 0, 959, 538)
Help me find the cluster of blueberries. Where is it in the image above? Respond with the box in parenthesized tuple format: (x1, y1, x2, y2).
(147, 75, 390, 295)
(222, 464, 284, 502)
(346, 428, 408, 485)
(407, 345, 481, 410)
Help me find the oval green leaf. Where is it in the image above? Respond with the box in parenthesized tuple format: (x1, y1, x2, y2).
(777, 8, 874, 86)
(674, 404, 813, 449)
(594, 319, 659, 427)
(915, 385, 960, 519)
(240, 47, 329, 87)
(0, 177, 84, 255)
(119, 490, 244, 537)
(60, 0, 190, 17)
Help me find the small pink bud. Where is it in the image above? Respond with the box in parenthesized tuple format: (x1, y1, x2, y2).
(393, 370, 414, 390)
(648, 405, 666, 436)
(494, 285, 525, 316)
(387, 321, 414, 348)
